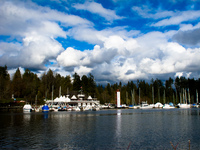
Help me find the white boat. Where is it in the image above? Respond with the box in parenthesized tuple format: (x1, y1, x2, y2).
(140, 102, 154, 109)
(51, 107, 58, 112)
(163, 104, 175, 109)
(83, 105, 92, 111)
(178, 103, 191, 108)
(23, 104, 32, 112)
(34, 107, 40, 112)
(92, 106, 100, 111)
(72, 106, 80, 111)
(134, 105, 141, 109)
(154, 102, 163, 108)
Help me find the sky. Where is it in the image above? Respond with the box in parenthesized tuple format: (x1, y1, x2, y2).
(1, 0, 200, 85)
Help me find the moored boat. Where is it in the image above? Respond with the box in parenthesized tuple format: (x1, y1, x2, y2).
(42, 104, 49, 112)
(23, 104, 32, 112)
(154, 102, 163, 108)
(140, 102, 154, 109)
(178, 103, 191, 108)
(163, 104, 175, 109)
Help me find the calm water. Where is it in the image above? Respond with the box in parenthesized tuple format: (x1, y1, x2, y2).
(1, 108, 200, 150)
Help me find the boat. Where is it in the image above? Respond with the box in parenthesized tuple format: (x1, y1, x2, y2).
(178, 103, 191, 108)
(163, 104, 175, 109)
(42, 104, 49, 112)
(51, 107, 58, 112)
(92, 106, 100, 111)
(72, 106, 80, 111)
(34, 107, 40, 112)
(154, 102, 163, 108)
(140, 101, 154, 109)
(23, 104, 32, 112)
(66, 107, 72, 111)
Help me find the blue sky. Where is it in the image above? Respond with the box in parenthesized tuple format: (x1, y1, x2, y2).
(1, 0, 200, 84)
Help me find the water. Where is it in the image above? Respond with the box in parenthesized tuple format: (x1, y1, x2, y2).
(1, 108, 200, 150)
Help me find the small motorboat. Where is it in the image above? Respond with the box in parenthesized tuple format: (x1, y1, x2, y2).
(163, 104, 175, 109)
(23, 104, 32, 112)
(42, 104, 49, 112)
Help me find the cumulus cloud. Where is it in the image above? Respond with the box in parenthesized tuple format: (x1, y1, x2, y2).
(0, 1, 91, 36)
(172, 28, 200, 46)
(73, 1, 124, 22)
(0, 0, 92, 70)
(1, 0, 200, 84)
(152, 10, 200, 27)
(0, 34, 64, 69)
(132, 5, 174, 19)
(67, 25, 140, 46)
(57, 47, 87, 67)
(57, 30, 200, 84)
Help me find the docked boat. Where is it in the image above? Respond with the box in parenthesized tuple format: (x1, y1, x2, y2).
(178, 103, 191, 108)
(154, 102, 163, 108)
(34, 107, 40, 112)
(163, 104, 175, 109)
(140, 102, 154, 109)
(72, 106, 80, 111)
(23, 104, 32, 112)
(42, 104, 49, 112)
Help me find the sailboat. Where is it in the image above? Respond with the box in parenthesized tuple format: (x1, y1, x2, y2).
(162, 90, 175, 109)
(34, 95, 40, 112)
(178, 89, 191, 108)
(154, 88, 163, 108)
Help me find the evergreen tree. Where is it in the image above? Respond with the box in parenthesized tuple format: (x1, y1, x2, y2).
(0, 66, 11, 100)
(12, 68, 23, 98)
(72, 72, 81, 92)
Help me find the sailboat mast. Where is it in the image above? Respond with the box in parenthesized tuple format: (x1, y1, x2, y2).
(139, 88, 140, 105)
(188, 88, 190, 104)
(182, 88, 185, 104)
(152, 86, 154, 104)
(163, 90, 165, 104)
(59, 86, 61, 97)
(52, 85, 54, 101)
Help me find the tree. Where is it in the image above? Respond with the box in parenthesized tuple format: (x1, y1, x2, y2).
(12, 68, 23, 98)
(63, 75, 72, 95)
(165, 77, 174, 103)
(0, 66, 11, 100)
(81, 75, 89, 94)
(88, 73, 96, 96)
(72, 72, 81, 92)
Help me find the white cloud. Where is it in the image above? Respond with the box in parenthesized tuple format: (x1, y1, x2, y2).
(74, 66, 93, 77)
(132, 5, 174, 19)
(0, 34, 64, 69)
(67, 25, 140, 46)
(152, 10, 200, 27)
(57, 47, 87, 67)
(1, 0, 200, 84)
(0, 1, 91, 36)
(73, 1, 124, 22)
(0, 0, 92, 69)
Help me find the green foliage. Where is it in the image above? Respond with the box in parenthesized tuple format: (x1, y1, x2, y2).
(0, 66, 200, 105)
(0, 65, 11, 100)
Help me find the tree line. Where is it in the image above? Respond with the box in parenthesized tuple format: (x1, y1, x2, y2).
(0, 65, 200, 105)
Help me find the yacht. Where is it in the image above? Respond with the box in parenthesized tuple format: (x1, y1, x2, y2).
(163, 104, 175, 109)
(23, 104, 32, 112)
(178, 103, 191, 108)
(140, 102, 154, 109)
(154, 102, 163, 108)
(42, 104, 49, 112)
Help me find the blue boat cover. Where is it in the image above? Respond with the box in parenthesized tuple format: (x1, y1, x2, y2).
(42, 105, 49, 111)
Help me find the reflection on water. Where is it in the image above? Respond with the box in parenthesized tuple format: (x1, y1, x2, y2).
(1, 109, 200, 149)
